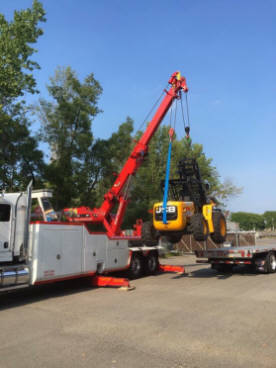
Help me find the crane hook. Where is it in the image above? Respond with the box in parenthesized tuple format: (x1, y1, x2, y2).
(185, 126, 192, 146)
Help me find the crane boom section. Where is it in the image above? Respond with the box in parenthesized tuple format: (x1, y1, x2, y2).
(64, 72, 188, 236)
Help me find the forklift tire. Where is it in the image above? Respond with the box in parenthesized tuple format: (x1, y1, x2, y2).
(210, 211, 227, 244)
(142, 221, 159, 246)
(191, 213, 209, 241)
(144, 251, 159, 275)
(264, 251, 276, 274)
(128, 253, 144, 279)
(164, 232, 183, 244)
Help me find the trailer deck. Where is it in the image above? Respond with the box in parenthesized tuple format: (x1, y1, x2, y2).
(195, 244, 276, 273)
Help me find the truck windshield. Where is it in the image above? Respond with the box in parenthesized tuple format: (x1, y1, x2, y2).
(41, 197, 53, 211)
(0, 204, 10, 222)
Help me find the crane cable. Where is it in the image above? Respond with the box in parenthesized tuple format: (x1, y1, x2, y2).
(180, 91, 192, 147)
(135, 86, 167, 134)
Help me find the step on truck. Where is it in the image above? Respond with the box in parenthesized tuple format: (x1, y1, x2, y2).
(0, 71, 188, 292)
(195, 245, 276, 274)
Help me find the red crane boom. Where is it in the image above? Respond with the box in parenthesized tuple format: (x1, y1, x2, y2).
(64, 71, 188, 236)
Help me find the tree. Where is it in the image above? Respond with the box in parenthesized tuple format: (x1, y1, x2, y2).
(0, 1, 46, 191)
(0, 0, 46, 108)
(263, 211, 276, 230)
(0, 104, 44, 191)
(231, 212, 265, 231)
(92, 117, 134, 207)
(35, 66, 102, 209)
(213, 178, 243, 204)
(75, 137, 114, 207)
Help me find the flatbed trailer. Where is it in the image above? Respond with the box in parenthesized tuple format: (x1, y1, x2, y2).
(195, 245, 276, 273)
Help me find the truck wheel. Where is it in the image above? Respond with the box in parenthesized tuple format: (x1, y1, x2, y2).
(142, 221, 159, 246)
(145, 251, 159, 275)
(264, 252, 276, 274)
(210, 211, 227, 244)
(164, 232, 183, 244)
(191, 213, 209, 241)
(128, 253, 144, 279)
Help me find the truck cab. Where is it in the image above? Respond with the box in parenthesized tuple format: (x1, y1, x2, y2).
(0, 191, 29, 263)
(0, 187, 57, 264)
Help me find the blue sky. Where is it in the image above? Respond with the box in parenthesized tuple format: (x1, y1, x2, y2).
(2, 0, 276, 213)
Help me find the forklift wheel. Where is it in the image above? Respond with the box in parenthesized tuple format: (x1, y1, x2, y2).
(210, 211, 227, 244)
(142, 221, 159, 246)
(191, 213, 209, 241)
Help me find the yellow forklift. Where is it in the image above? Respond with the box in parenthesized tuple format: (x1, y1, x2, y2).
(149, 158, 227, 244)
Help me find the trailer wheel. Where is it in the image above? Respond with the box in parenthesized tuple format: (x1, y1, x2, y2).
(264, 252, 276, 274)
(128, 253, 144, 279)
(142, 221, 159, 246)
(210, 211, 227, 244)
(191, 213, 209, 241)
(145, 251, 159, 275)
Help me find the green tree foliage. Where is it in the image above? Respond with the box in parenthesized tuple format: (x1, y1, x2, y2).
(0, 0, 46, 108)
(0, 104, 44, 191)
(231, 212, 265, 231)
(0, 1, 46, 191)
(35, 66, 102, 209)
(93, 117, 134, 206)
(263, 211, 276, 230)
(75, 138, 113, 207)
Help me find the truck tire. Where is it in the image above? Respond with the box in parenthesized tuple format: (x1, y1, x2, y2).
(164, 232, 183, 244)
(264, 251, 276, 274)
(144, 251, 159, 275)
(142, 221, 159, 246)
(210, 211, 227, 244)
(128, 253, 144, 279)
(191, 213, 209, 241)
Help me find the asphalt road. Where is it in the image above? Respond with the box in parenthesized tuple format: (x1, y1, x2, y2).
(1, 254, 276, 368)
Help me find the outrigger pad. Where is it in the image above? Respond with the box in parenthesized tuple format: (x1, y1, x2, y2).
(91, 275, 135, 290)
(159, 264, 185, 274)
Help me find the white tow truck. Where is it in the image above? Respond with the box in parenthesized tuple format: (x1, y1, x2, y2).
(0, 72, 188, 292)
(0, 183, 165, 292)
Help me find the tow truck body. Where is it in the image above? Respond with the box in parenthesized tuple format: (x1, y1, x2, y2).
(0, 72, 187, 292)
(0, 184, 162, 291)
